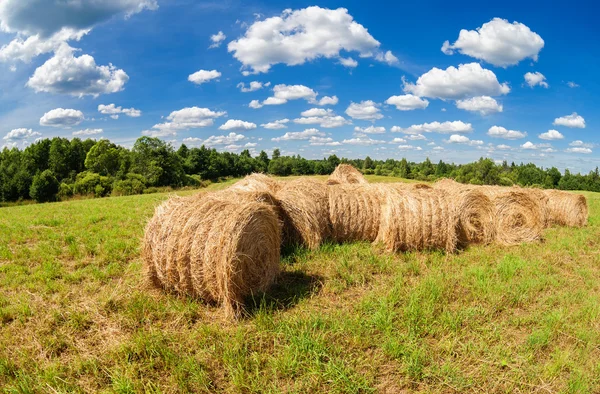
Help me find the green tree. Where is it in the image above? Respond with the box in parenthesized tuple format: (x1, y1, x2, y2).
(85, 139, 122, 176)
(30, 170, 59, 203)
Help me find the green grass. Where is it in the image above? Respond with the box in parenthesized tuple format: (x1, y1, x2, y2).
(1, 176, 600, 393)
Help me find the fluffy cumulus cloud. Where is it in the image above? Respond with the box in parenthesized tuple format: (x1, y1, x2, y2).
(403, 63, 510, 100)
(26, 45, 128, 97)
(188, 69, 221, 85)
(0, 28, 87, 64)
(251, 84, 319, 108)
(72, 128, 103, 136)
(567, 141, 594, 154)
(446, 134, 484, 145)
(345, 100, 383, 120)
(342, 135, 385, 146)
(203, 133, 246, 147)
(218, 119, 257, 131)
(308, 136, 341, 146)
(441, 18, 544, 67)
(261, 119, 289, 129)
(553, 112, 585, 128)
(385, 94, 429, 111)
(397, 144, 422, 151)
(142, 107, 226, 137)
(339, 57, 358, 68)
(318, 96, 338, 106)
(455, 96, 503, 115)
(294, 108, 350, 128)
(209, 31, 226, 48)
(227, 6, 396, 73)
(567, 81, 579, 88)
(98, 103, 141, 119)
(354, 126, 385, 134)
(538, 129, 564, 140)
(272, 128, 324, 142)
(566, 147, 592, 154)
(237, 81, 270, 92)
(392, 121, 473, 134)
(487, 125, 527, 139)
(524, 72, 548, 88)
(521, 141, 552, 150)
(3, 128, 41, 140)
(39, 108, 84, 127)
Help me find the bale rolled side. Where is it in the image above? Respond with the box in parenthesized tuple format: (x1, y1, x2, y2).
(544, 189, 588, 227)
(328, 183, 382, 243)
(327, 164, 368, 185)
(142, 189, 281, 318)
(275, 178, 330, 249)
(375, 186, 458, 253)
(229, 173, 281, 194)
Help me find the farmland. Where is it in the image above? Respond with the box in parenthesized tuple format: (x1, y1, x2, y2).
(1, 176, 599, 393)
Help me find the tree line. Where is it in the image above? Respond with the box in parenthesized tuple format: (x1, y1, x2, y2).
(1, 136, 599, 204)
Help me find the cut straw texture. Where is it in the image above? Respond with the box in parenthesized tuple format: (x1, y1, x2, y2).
(544, 189, 588, 227)
(229, 173, 281, 194)
(275, 178, 330, 250)
(375, 186, 458, 253)
(327, 164, 368, 185)
(328, 184, 382, 243)
(142, 189, 281, 318)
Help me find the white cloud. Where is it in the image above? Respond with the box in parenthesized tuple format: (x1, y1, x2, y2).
(237, 81, 269, 92)
(98, 103, 141, 118)
(301, 108, 331, 117)
(393, 120, 473, 134)
(219, 119, 257, 131)
(441, 18, 544, 67)
(294, 108, 350, 128)
(339, 57, 358, 68)
(432, 146, 444, 151)
(538, 129, 563, 140)
(521, 141, 552, 150)
(224, 144, 242, 151)
(553, 112, 585, 128)
(188, 69, 221, 85)
(142, 107, 226, 136)
(455, 96, 503, 115)
(26, 45, 128, 97)
(309, 136, 341, 146)
(354, 126, 385, 134)
(252, 84, 319, 107)
(318, 95, 338, 105)
(496, 144, 512, 150)
(566, 147, 592, 154)
(203, 133, 246, 147)
(272, 128, 324, 142)
(397, 144, 422, 151)
(261, 119, 289, 129)
(209, 31, 226, 48)
(567, 81, 579, 88)
(3, 128, 41, 140)
(39, 108, 84, 127)
(345, 100, 383, 120)
(403, 63, 510, 100)
(342, 136, 385, 145)
(447, 134, 483, 145)
(375, 50, 399, 66)
(72, 128, 103, 136)
(227, 6, 394, 73)
(244, 142, 257, 148)
(0, 28, 87, 64)
(390, 137, 406, 144)
(406, 134, 427, 141)
(487, 125, 527, 139)
(569, 140, 594, 148)
(385, 94, 429, 111)
(524, 72, 548, 88)
(249, 100, 263, 109)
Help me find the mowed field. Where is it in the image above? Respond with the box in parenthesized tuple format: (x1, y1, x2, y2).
(1, 176, 599, 393)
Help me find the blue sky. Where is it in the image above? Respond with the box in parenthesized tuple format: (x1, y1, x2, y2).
(1, 0, 598, 172)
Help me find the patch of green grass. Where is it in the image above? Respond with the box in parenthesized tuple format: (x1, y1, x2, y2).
(0, 182, 599, 392)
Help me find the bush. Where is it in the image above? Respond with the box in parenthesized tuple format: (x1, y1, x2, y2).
(30, 170, 59, 203)
(58, 183, 74, 200)
(73, 171, 113, 197)
(112, 173, 146, 196)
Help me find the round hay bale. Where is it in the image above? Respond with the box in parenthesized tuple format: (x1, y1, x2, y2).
(480, 186, 544, 245)
(515, 187, 551, 228)
(328, 184, 383, 243)
(142, 189, 281, 318)
(275, 178, 330, 249)
(543, 189, 588, 227)
(431, 180, 497, 246)
(375, 186, 458, 253)
(327, 164, 367, 185)
(229, 173, 281, 194)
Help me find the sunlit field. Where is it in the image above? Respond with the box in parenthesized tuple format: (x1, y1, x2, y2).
(1, 176, 599, 393)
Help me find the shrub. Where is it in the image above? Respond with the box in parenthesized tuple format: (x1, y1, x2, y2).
(58, 183, 74, 200)
(112, 173, 146, 196)
(73, 171, 113, 197)
(30, 170, 59, 203)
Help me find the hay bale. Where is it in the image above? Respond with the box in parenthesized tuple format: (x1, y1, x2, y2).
(515, 187, 551, 228)
(429, 180, 497, 246)
(328, 184, 382, 243)
(479, 186, 544, 245)
(327, 164, 367, 185)
(275, 178, 330, 249)
(543, 189, 588, 227)
(142, 189, 281, 318)
(229, 173, 281, 194)
(375, 186, 458, 253)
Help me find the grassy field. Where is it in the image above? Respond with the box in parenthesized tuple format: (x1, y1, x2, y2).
(1, 176, 599, 393)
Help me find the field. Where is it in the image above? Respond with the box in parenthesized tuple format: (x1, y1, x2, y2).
(1, 176, 599, 393)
